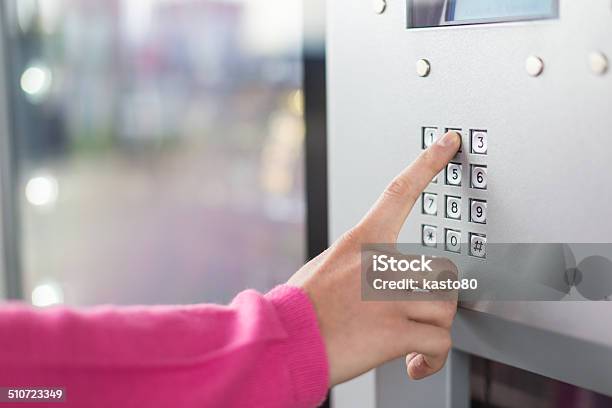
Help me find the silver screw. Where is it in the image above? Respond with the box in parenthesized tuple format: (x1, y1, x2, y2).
(416, 59, 431, 77)
(373, 0, 386, 14)
(525, 55, 544, 77)
(589, 52, 608, 75)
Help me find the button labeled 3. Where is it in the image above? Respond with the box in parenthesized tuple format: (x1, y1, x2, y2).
(445, 229, 461, 253)
(446, 163, 462, 186)
(422, 193, 438, 215)
(470, 200, 487, 224)
(471, 165, 487, 189)
(422, 225, 437, 247)
(470, 234, 487, 258)
(471, 130, 488, 154)
(446, 196, 461, 220)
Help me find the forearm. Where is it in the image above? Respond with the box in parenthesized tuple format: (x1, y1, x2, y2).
(0, 285, 329, 408)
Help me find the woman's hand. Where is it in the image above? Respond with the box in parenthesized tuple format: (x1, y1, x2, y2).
(288, 131, 462, 386)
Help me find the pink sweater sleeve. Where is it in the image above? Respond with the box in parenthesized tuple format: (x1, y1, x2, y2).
(0, 285, 329, 408)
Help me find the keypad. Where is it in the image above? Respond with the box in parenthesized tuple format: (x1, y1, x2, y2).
(420, 126, 489, 258)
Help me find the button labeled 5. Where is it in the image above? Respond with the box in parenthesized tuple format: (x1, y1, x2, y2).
(446, 163, 462, 186)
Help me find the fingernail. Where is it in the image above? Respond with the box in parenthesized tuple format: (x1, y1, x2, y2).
(437, 131, 459, 147)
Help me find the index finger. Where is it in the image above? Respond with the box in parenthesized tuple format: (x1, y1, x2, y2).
(362, 131, 461, 240)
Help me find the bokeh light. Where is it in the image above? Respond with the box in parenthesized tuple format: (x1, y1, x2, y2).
(31, 282, 64, 307)
(25, 175, 59, 207)
(20, 65, 52, 100)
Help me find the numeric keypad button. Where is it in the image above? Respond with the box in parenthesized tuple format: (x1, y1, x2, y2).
(446, 163, 462, 186)
(445, 229, 461, 253)
(422, 225, 437, 247)
(471, 130, 488, 154)
(470, 233, 487, 258)
(471, 165, 487, 189)
(422, 193, 438, 215)
(470, 200, 487, 224)
(423, 127, 438, 149)
(445, 196, 461, 220)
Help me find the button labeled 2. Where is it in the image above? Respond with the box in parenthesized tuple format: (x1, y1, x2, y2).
(446, 196, 461, 220)
(471, 130, 488, 154)
(446, 163, 462, 186)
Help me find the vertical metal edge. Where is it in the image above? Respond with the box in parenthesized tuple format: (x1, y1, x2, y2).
(0, 3, 23, 300)
(446, 350, 470, 408)
(303, 0, 329, 405)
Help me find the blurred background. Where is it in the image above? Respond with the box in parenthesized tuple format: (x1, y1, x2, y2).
(0, 0, 324, 307)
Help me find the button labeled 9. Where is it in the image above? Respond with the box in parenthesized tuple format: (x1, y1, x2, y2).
(470, 199, 487, 224)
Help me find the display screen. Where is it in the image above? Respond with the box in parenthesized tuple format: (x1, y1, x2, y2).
(408, 0, 558, 28)
(447, 0, 557, 22)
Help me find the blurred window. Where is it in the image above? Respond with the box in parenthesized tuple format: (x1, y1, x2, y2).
(2, 0, 306, 305)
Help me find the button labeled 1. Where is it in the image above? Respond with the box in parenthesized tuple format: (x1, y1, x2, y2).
(471, 165, 487, 189)
(446, 196, 461, 220)
(422, 193, 438, 215)
(471, 130, 488, 154)
(446, 163, 462, 186)
(470, 233, 487, 258)
(422, 127, 438, 149)
(470, 200, 487, 224)
(422, 225, 437, 247)
(445, 229, 461, 253)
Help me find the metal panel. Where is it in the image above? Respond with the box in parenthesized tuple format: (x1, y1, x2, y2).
(328, 0, 612, 405)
